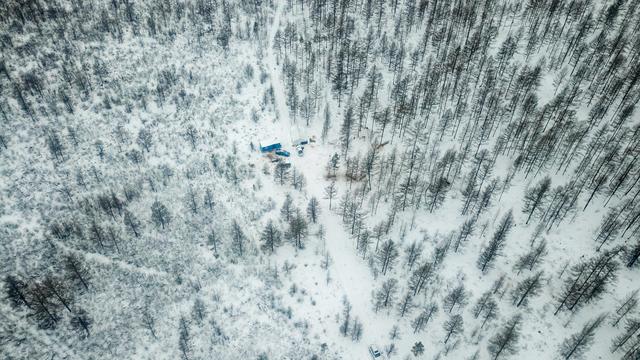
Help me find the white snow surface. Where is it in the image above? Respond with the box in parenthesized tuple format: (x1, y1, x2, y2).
(1, 1, 639, 360)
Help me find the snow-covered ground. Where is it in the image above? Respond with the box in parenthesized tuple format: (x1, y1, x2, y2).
(1, 0, 640, 359)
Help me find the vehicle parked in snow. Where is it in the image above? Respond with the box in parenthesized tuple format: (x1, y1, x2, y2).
(275, 149, 290, 157)
(368, 345, 384, 359)
(292, 138, 309, 146)
(296, 145, 304, 156)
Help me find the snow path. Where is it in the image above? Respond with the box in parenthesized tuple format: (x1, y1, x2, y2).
(264, 3, 389, 353)
(305, 153, 408, 356)
(266, 1, 299, 145)
(52, 239, 172, 280)
(318, 203, 388, 345)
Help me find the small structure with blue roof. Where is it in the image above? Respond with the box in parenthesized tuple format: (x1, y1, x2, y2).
(260, 140, 282, 153)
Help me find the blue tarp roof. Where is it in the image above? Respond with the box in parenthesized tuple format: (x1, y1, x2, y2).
(260, 142, 282, 152)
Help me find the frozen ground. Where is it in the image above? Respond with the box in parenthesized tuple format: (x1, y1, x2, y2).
(1, 0, 640, 360)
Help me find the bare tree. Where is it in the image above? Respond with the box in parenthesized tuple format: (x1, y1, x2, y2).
(611, 318, 640, 353)
(397, 292, 415, 317)
(404, 241, 423, 271)
(626, 239, 640, 267)
(64, 254, 90, 291)
(178, 316, 191, 360)
(280, 194, 294, 222)
(324, 181, 338, 209)
(26, 281, 60, 329)
(409, 261, 435, 296)
(376, 240, 399, 275)
(230, 220, 247, 257)
(274, 162, 291, 185)
(612, 290, 639, 327)
(151, 201, 171, 230)
(184, 125, 198, 150)
(350, 317, 363, 342)
(511, 271, 544, 307)
(70, 308, 92, 339)
(477, 210, 514, 273)
(287, 210, 308, 249)
(444, 285, 468, 313)
(4, 275, 31, 308)
(123, 210, 142, 238)
(307, 197, 320, 223)
(142, 306, 157, 339)
(443, 314, 464, 344)
(373, 278, 399, 312)
(522, 177, 551, 224)
(559, 314, 607, 359)
(480, 300, 499, 329)
(192, 298, 207, 325)
(513, 239, 547, 274)
(454, 217, 476, 253)
(137, 128, 153, 152)
(340, 296, 352, 337)
(554, 248, 620, 314)
(412, 303, 438, 333)
(208, 230, 221, 257)
(260, 220, 282, 253)
(488, 314, 522, 360)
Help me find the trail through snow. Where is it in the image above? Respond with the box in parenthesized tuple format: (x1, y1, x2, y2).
(266, 1, 299, 145)
(264, 3, 390, 356)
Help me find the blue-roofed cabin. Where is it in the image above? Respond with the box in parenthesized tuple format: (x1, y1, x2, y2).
(260, 142, 282, 152)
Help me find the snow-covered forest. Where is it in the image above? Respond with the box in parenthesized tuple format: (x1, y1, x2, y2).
(1, 0, 640, 359)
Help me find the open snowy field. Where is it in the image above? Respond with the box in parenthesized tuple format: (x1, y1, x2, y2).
(1, 0, 640, 359)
